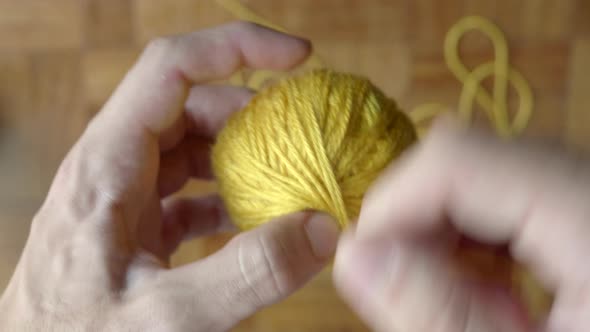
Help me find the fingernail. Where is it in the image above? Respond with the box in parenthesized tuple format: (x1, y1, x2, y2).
(304, 213, 340, 259)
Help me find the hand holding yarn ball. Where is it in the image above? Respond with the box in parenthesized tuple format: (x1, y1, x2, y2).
(212, 68, 554, 330)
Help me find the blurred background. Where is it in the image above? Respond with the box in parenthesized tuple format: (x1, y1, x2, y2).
(0, 0, 589, 331)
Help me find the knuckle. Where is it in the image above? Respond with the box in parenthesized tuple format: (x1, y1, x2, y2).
(235, 231, 302, 304)
(422, 118, 466, 152)
(420, 128, 454, 158)
(259, 233, 303, 293)
(414, 128, 461, 175)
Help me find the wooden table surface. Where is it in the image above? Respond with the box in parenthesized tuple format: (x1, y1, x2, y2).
(1, 0, 589, 331)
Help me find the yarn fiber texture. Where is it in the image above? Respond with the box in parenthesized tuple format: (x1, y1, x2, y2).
(211, 1, 550, 319)
(212, 69, 417, 230)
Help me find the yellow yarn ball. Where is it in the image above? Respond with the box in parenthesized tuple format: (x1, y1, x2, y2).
(212, 69, 417, 230)
(212, 67, 549, 320)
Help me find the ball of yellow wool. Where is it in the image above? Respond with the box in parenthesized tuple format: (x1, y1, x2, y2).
(211, 68, 549, 319)
(212, 69, 417, 230)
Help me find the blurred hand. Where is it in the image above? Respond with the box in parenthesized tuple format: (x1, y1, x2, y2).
(0, 22, 338, 331)
(334, 119, 590, 332)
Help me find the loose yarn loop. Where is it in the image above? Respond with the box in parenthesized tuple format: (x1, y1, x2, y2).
(411, 16, 533, 138)
(213, 1, 536, 227)
(214, 0, 549, 320)
(218, 0, 534, 139)
(213, 70, 416, 229)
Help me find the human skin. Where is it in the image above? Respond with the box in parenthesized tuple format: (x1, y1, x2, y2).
(2, 20, 587, 332)
(333, 119, 590, 332)
(0, 22, 339, 331)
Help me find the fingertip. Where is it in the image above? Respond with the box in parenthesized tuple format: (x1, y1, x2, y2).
(228, 21, 313, 70)
(426, 113, 498, 149)
(177, 211, 339, 318)
(303, 213, 339, 260)
(236, 20, 312, 51)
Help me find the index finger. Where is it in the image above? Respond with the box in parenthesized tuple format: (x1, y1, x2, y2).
(98, 21, 311, 135)
(47, 22, 311, 231)
(357, 118, 590, 289)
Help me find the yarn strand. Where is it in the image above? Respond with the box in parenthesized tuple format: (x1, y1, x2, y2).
(214, 0, 547, 323)
(411, 16, 533, 138)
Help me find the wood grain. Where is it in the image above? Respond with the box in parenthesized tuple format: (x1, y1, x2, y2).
(85, 0, 134, 48)
(0, 0, 589, 330)
(0, 0, 83, 50)
(566, 38, 590, 150)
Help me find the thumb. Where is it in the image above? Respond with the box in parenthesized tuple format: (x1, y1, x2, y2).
(333, 231, 532, 332)
(160, 212, 339, 329)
